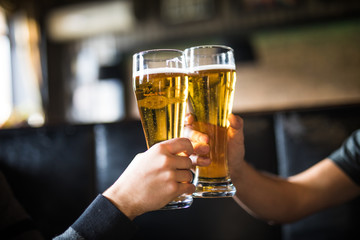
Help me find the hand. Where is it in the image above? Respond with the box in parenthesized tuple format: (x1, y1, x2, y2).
(103, 138, 195, 220)
(184, 114, 211, 167)
(227, 114, 245, 181)
(184, 113, 245, 178)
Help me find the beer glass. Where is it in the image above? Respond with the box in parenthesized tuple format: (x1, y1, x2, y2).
(133, 49, 192, 209)
(184, 45, 237, 198)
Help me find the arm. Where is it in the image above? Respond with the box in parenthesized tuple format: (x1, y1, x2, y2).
(185, 114, 360, 224)
(102, 137, 196, 219)
(53, 195, 136, 240)
(227, 115, 360, 224)
(232, 157, 360, 224)
(55, 138, 204, 240)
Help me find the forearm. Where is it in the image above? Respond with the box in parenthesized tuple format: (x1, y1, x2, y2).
(232, 158, 360, 224)
(227, 116, 360, 224)
(231, 161, 307, 224)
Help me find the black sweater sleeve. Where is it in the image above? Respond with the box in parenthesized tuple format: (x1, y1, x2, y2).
(54, 194, 138, 240)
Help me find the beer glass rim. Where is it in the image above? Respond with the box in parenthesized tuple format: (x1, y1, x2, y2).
(184, 45, 234, 52)
(184, 45, 235, 71)
(133, 48, 183, 58)
(133, 48, 186, 77)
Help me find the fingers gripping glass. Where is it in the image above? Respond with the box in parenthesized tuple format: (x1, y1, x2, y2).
(133, 49, 193, 209)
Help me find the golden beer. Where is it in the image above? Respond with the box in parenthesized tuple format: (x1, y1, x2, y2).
(188, 67, 236, 180)
(134, 71, 188, 148)
(133, 49, 192, 209)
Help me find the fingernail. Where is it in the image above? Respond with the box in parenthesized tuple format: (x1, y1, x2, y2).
(199, 145, 210, 154)
(198, 157, 211, 166)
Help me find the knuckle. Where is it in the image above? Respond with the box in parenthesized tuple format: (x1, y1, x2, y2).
(167, 182, 179, 194)
(133, 153, 143, 160)
(155, 142, 167, 152)
(164, 170, 176, 182)
(159, 157, 172, 169)
(149, 143, 161, 154)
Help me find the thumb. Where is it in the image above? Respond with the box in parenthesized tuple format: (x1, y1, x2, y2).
(227, 114, 245, 178)
(228, 114, 244, 146)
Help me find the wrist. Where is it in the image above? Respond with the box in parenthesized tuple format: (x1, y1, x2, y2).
(229, 159, 247, 184)
(102, 187, 138, 221)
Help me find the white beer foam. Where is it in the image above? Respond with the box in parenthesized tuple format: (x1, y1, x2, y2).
(134, 67, 187, 77)
(188, 64, 236, 72)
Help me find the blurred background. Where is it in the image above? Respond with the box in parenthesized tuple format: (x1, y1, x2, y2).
(1, 0, 359, 127)
(0, 0, 360, 240)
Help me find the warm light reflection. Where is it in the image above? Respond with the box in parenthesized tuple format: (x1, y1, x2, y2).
(0, 7, 7, 35)
(9, 11, 45, 128)
(68, 37, 125, 124)
(72, 81, 125, 123)
(47, 1, 135, 41)
(0, 7, 12, 127)
(0, 35, 12, 127)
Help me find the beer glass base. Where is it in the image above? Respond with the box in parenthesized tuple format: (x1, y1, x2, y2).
(193, 178, 236, 198)
(161, 194, 193, 210)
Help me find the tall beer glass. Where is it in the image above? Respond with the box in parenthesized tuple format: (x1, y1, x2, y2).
(184, 45, 237, 198)
(133, 49, 192, 209)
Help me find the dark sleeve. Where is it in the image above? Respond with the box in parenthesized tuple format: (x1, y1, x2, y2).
(328, 129, 360, 186)
(54, 194, 138, 240)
